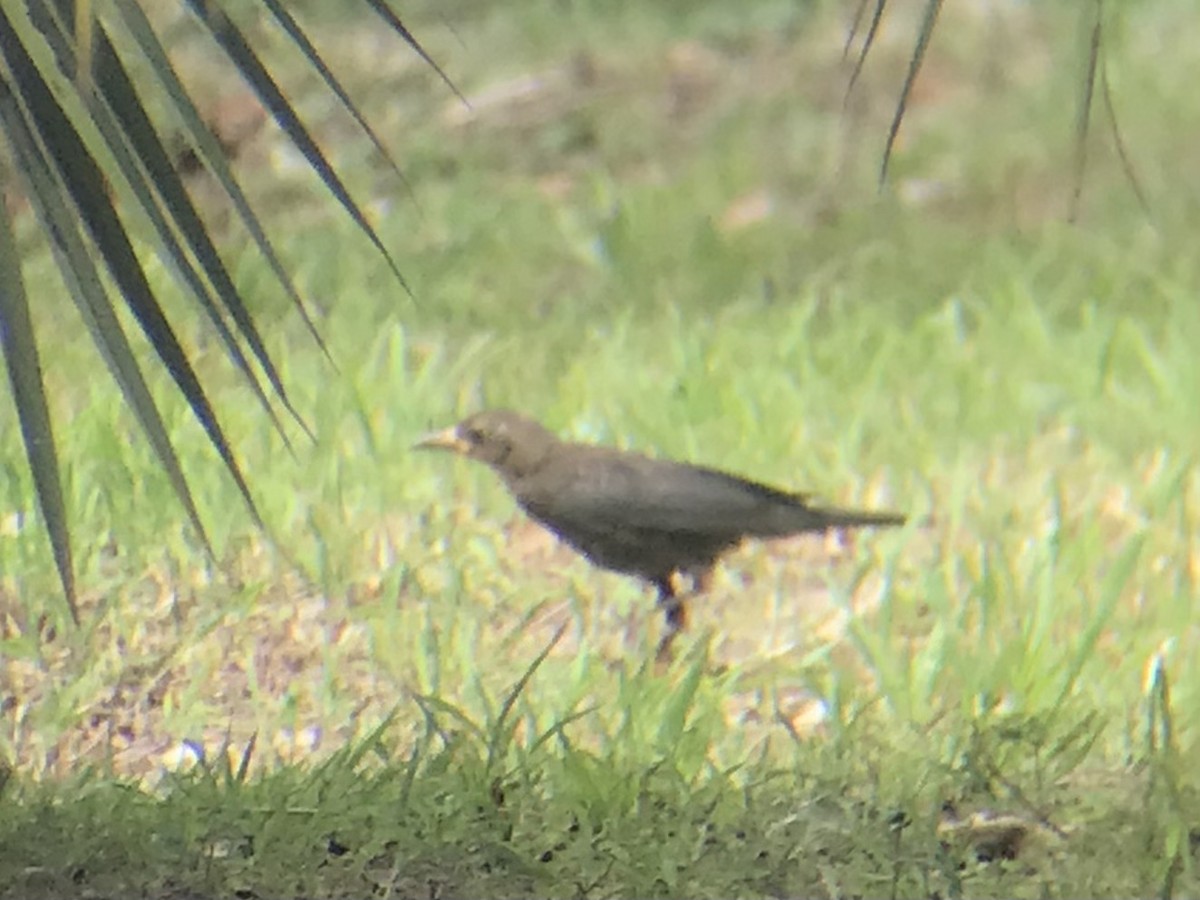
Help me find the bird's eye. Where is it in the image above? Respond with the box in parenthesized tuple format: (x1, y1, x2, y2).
(464, 427, 486, 444)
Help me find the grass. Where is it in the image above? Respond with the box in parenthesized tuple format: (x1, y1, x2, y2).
(2, 0, 1200, 896)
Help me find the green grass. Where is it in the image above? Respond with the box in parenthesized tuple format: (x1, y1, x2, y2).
(2, 0, 1200, 896)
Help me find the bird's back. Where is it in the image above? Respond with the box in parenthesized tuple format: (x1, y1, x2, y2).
(507, 444, 901, 579)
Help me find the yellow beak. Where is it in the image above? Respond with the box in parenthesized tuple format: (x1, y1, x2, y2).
(412, 426, 470, 454)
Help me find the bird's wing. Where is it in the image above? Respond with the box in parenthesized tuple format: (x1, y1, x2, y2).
(521, 451, 829, 538)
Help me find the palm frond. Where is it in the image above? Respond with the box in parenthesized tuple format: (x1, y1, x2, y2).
(0, 0, 454, 623)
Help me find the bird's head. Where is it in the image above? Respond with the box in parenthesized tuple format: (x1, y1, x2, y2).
(413, 410, 559, 479)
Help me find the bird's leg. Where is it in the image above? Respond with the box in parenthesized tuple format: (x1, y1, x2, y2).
(690, 566, 714, 595)
(654, 574, 688, 664)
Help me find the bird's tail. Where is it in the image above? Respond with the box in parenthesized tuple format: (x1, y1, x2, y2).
(816, 506, 906, 530)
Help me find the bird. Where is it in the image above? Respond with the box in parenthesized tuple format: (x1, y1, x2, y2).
(414, 410, 905, 663)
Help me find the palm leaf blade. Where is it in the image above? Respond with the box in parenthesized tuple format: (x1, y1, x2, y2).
(182, 0, 409, 291)
(109, 0, 332, 360)
(260, 0, 414, 196)
(0, 119, 77, 625)
(0, 10, 264, 527)
(2, 75, 215, 565)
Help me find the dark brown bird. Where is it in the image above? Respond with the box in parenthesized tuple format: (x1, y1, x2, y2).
(415, 410, 905, 662)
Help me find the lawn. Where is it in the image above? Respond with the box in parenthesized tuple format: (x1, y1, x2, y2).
(1, 0, 1198, 896)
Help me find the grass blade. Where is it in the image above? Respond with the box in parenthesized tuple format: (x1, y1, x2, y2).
(485, 623, 567, 771)
(1053, 532, 1146, 711)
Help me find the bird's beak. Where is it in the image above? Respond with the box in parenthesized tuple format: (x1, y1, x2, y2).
(413, 426, 470, 455)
